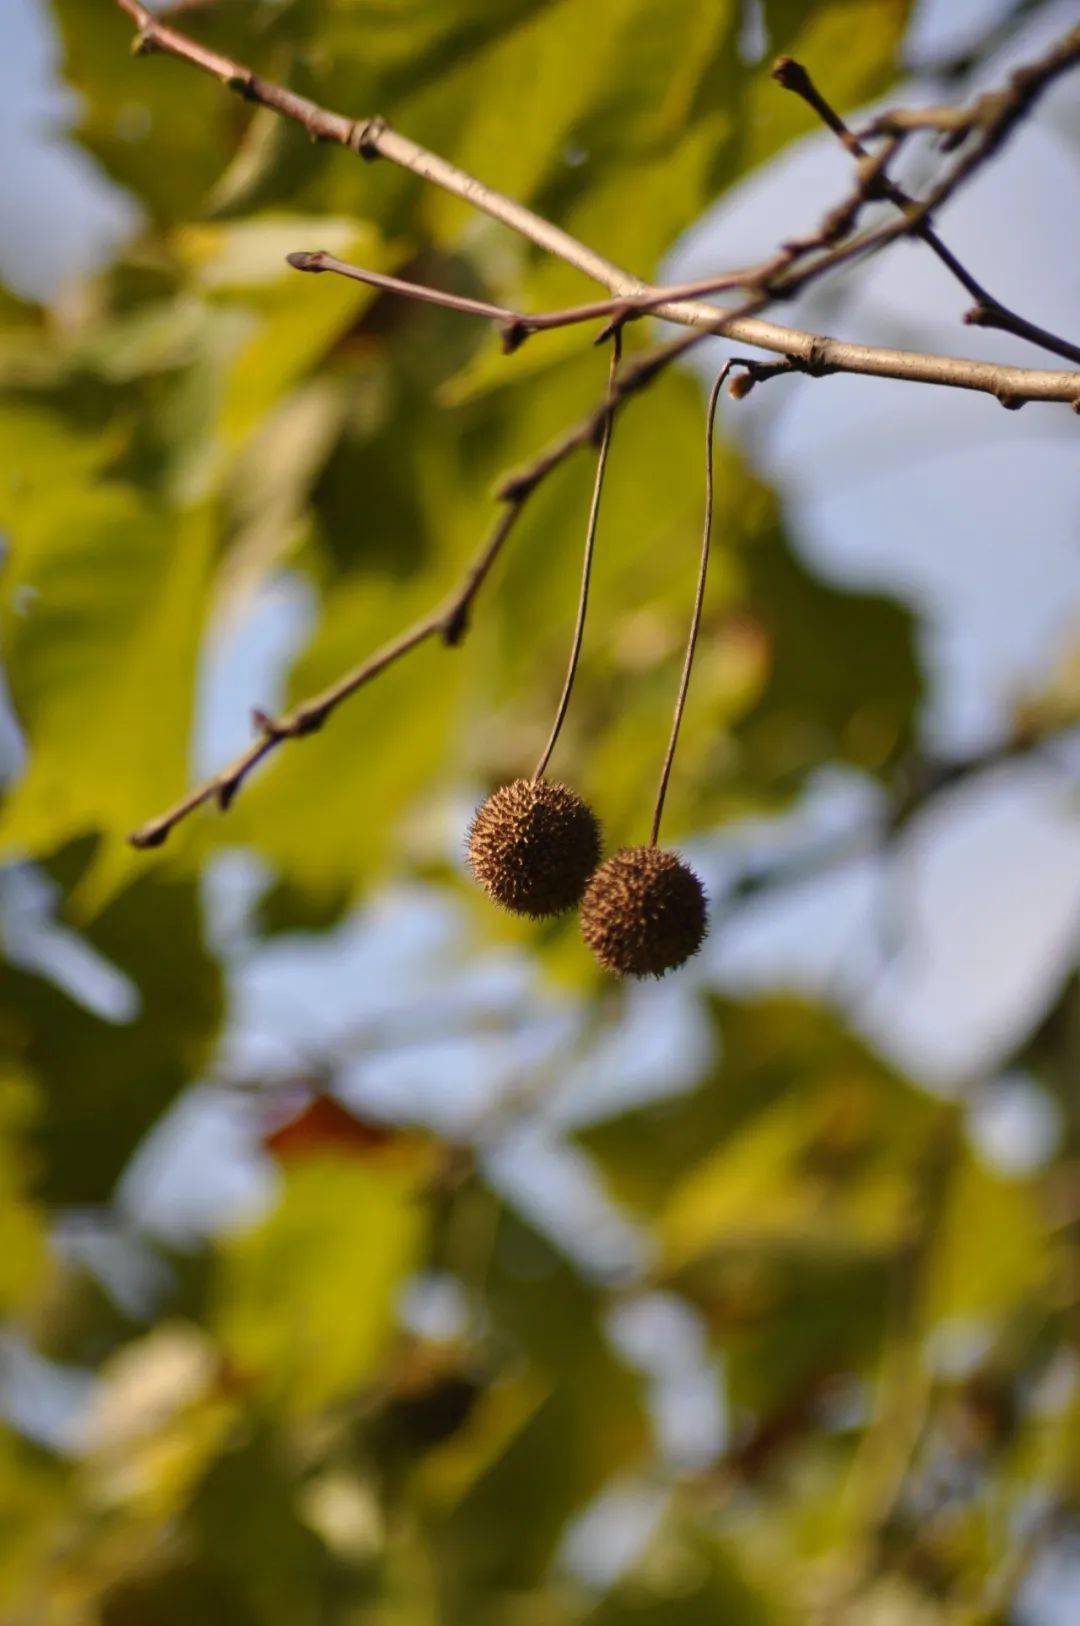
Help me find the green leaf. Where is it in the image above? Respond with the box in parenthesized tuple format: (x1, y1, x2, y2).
(592, 1523, 794, 1625)
(215, 1157, 427, 1413)
(50, 0, 281, 221)
(1, 485, 214, 896)
(731, 519, 923, 793)
(922, 1148, 1051, 1327)
(577, 997, 930, 1226)
(0, 1072, 46, 1314)
(173, 216, 393, 450)
(0, 1428, 69, 1615)
(0, 868, 222, 1204)
(434, 1209, 650, 1597)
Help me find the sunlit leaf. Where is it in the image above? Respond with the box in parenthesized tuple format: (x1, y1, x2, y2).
(215, 1156, 428, 1412)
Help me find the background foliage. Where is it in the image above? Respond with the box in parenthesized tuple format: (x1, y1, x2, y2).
(0, 0, 1078, 1621)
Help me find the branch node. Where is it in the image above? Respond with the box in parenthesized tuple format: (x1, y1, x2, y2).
(441, 606, 469, 646)
(805, 335, 831, 375)
(997, 391, 1025, 411)
(131, 26, 157, 57)
(288, 707, 326, 737)
(595, 305, 632, 343)
(216, 779, 240, 811)
(497, 471, 530, 503)
(225, 71, 256, 100)
(964, 301, 993, 327)
(499, 319, 530, 354)
(349, 115, 387, 160)
(251, 707, 279, 738)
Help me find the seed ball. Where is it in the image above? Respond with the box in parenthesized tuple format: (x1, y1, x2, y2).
(581, 846, 707, 978)
(467, 778, 601, 918)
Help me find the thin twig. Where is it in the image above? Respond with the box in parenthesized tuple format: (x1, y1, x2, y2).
(863, 22, 1080, 145)
(711, 25, 1080, 340)
(772, 55, 1080, 366)
(837, 24, 1080, 263)
(130, 506, 517, 848)
(533, 331, 621, 782)
(112, 0, 1080, 405)
(649, 364, 728, 847)
(288, 249, 757, 351)
(292, 229, 1080, 413)
(128, 332, 677, 847)
(285, 251, 519, 326)
(118, 6, 1080, 845)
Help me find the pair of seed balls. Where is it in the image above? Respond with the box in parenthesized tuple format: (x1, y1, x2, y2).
(467, 778, 707, 977)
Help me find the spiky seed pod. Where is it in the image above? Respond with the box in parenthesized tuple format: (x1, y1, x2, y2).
(581, 846, 707, 978)
(467, 778, 601, 919)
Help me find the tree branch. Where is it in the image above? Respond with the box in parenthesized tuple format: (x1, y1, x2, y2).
(128, 337, 678, 847)
(112, 0, 1080, 407)
(772, 54, 1080, 366)
(117, 2, 1080, 845)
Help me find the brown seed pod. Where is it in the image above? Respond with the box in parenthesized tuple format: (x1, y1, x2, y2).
(467, 778, 601, 918)
(581, 845, 707, 978)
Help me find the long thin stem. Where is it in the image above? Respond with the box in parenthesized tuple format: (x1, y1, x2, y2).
(649, 365, 728, 847)
(533, 332, 622, 781)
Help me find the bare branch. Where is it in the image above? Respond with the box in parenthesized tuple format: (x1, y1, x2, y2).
(112, 0, 1080, 406)
(864, 23, 1080, 147)
(128, 332, 685, 847)
(117, 4, 1080, 846)
(285, 251, 519, 326)
(772, 54, 1080, 366)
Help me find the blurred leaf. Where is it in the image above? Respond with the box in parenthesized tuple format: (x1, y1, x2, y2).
(578, 999, 938, 1416)
(0, 1428, 69, 1615)
(181, 217, 391, 450)
(81, 1322, 236, 1522)
(732, 520, 923, 792)
(51, 0, 279, 221)
(215, 1156, 429, 1413)
(430, 1209, 649, 1598)
(0, 485, 214, 896)
(0, 869, 222, 1204)
(413, 1368, 549, 1513)
(675, 1240, 894, 1418)
(0, 1071, 46, 1313)
(187, 1428, 338, 1626)
(592, 1521, 794, 1625)
(577, 997, 930, 1225)
(922, 1147, 1051, 1327)
(1013, 627, 1080, 737)
(262, 1093, 410, 1162)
